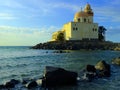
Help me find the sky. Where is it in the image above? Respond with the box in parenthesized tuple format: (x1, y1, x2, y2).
(0, 0, 120, 46)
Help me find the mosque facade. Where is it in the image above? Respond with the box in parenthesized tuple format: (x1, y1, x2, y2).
(52, 4, 99, 41)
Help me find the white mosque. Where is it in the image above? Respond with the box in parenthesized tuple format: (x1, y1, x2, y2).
(52, 3, 101, 41)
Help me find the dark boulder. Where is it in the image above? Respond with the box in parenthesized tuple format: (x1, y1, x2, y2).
(1, 79, 20, 89)
(82, 65, 96, 82)
(95, 60, 111, 77)
(86, 65, 96, 73)
(22, 78, 31, 84)
(112, 57, 120, 66)
(26, 81, 38, 89)
(10, 79, 20, 85)
(0, 84, 5, 89)
(42, 66, 78, 87)
(5, 81, 15, 88)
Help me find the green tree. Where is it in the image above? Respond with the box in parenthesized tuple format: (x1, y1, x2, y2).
(98, 26, 106, 41)
(56, 32, 64, 41)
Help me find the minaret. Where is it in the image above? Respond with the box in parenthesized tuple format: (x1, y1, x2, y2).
(84, 3, 94, 23)
(84, 3, 94, 16)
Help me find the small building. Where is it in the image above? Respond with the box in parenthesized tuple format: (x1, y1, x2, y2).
(52, 3, 102, 41)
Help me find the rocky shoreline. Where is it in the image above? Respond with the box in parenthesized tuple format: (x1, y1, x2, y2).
(31, 40, 120, 51)
(0, 57, 120, 90)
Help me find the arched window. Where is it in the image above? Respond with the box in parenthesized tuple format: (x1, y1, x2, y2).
(76, 28, 78, 30)
(73, 27, 75, 30)
(78, 18, 80, 22)
(84, 18, 86, 22)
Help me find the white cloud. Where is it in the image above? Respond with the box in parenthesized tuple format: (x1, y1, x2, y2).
(0, 0, 26, 9)
(0, 13, 17, 20)
(0, 25, 60, 46)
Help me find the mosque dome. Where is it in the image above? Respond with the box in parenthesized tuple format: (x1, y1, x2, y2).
(74, 11, 88, 18)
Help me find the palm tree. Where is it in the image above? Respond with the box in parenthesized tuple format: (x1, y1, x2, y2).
(98, 26, 106, 41)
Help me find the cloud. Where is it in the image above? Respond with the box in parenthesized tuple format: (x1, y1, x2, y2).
(0, 0, 26, 9)
(0, 13, 17, 20)
(0, 25, 60, 46)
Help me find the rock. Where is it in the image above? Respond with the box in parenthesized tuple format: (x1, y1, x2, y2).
(5, 79, 20, 89)
(10, 79, 20, 85)
(26, 81, 38, 89)
(36, 79, 42, 86)
(0, 84, 5, 89)
(22, 78, 31, 84)
(95, 60, 111, 77)
(86, 65, 96, 73)
(114, 47, 120, 51)
(42, 66, 78, 87)
(83, 72, 95, 82)
(53, 50, 65, 53)
(112, 57, 120, 65)
(81, 65, 96, 82)
(5, 81, 15, 88)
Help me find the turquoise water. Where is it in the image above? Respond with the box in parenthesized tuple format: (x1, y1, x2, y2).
(0, 46, 120, 90)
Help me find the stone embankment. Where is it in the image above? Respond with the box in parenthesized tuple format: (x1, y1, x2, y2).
(31, 40, 120, 50)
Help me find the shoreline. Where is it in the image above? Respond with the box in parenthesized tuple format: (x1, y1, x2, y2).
(31, 40, 120, 51)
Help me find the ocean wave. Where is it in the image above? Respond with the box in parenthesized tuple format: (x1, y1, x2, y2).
(0, 55, 38, 60)
(0, 53, 50, 61)
(0, 63, 29, 70)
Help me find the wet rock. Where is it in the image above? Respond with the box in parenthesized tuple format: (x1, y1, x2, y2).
(0, 84, 5, 89)
(42, 66, 78, 87)
(82, 65, 96, 82)
(26, 81, 38, 89)
(36, 79, 42, 86)
(22, 78, 30, 84)
(5, 81, 15, 88)
(10, 79, 20, 85)
(112, 57, 120, 66)
(83, 72, 95, 82)
(86, 65, 96, 73)
(53, 50, 64, 53)
(95, 60, 111, 77)
(5, 79, 20, 88)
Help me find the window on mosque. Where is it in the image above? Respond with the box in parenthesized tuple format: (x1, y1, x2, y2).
(78, 18, 80, 22)
(73, 27, 75, 30)
(76, 28, 78, 30)
(93, 28, 97, 32)
(84, 18, 86, 22)
(73, 27, 78, 31)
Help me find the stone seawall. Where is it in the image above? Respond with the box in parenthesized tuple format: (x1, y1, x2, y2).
(31, 40, 120, 50)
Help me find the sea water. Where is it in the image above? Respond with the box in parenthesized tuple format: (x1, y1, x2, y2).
(0, 46, 120, 90)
